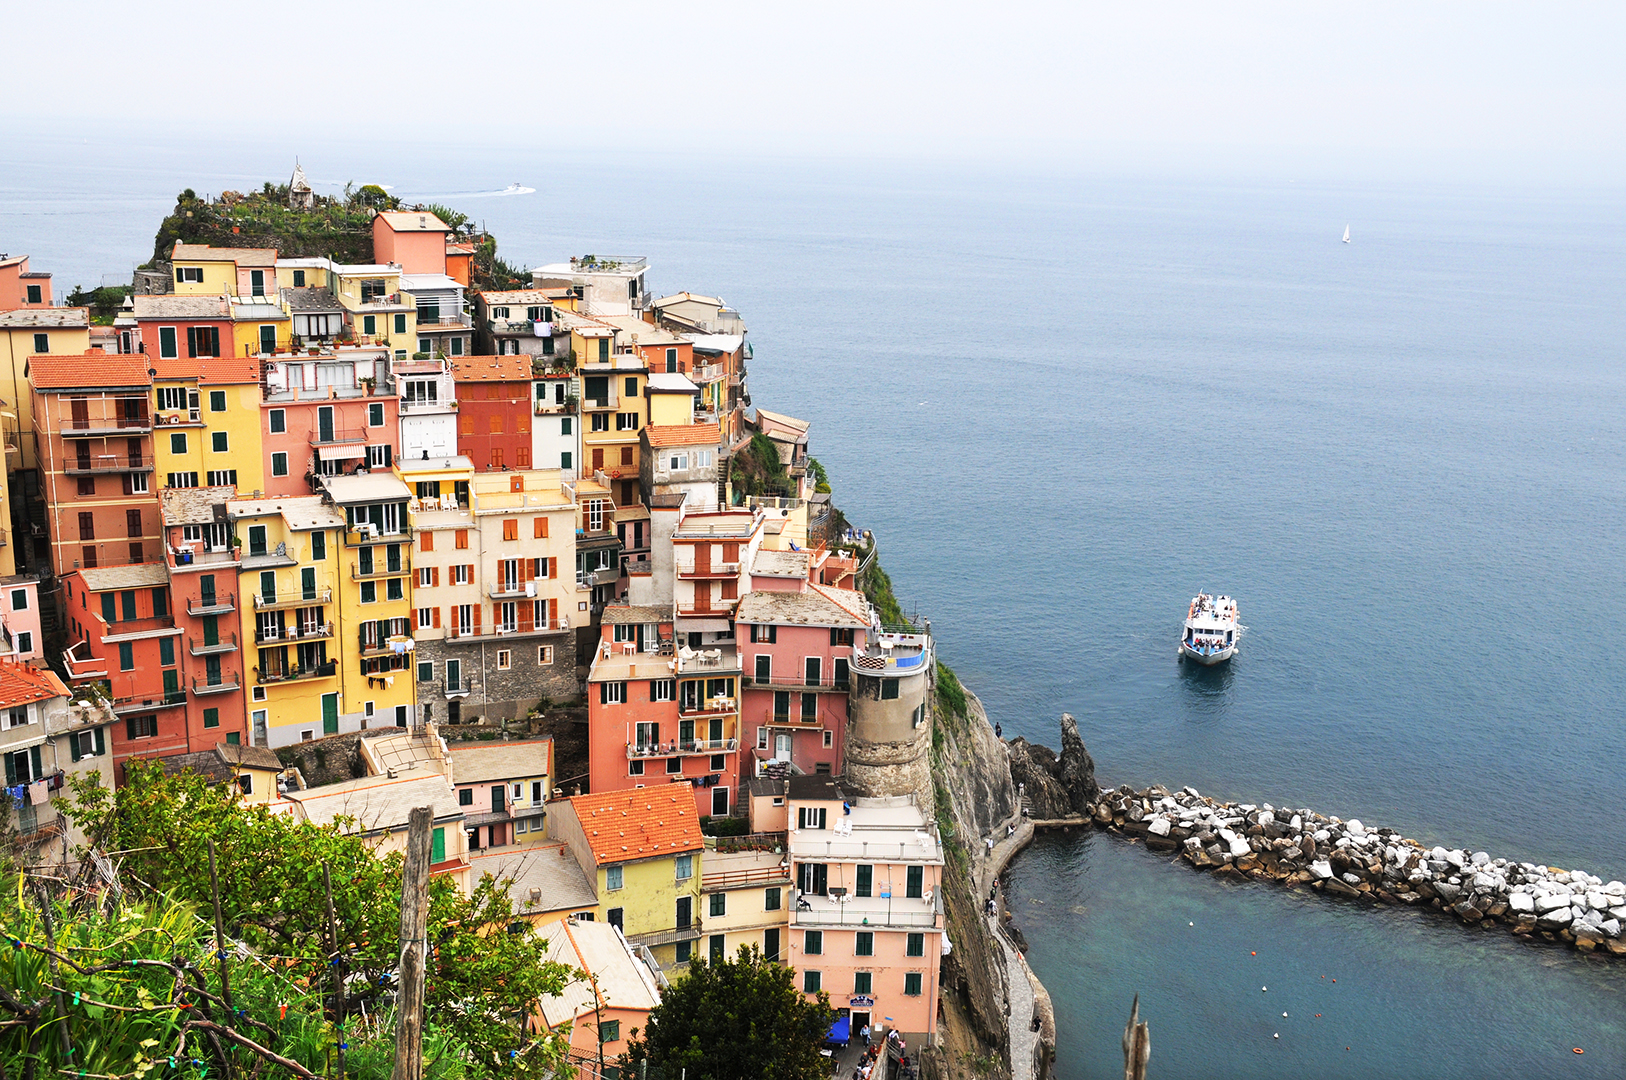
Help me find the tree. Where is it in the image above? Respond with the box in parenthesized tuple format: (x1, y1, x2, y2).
(619, 946, 835, 1080)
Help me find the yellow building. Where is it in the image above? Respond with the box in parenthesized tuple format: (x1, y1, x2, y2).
(152, 357, 267, 495)
(331, 263, 416, 361)
(547, 788, 705, 973)
(274, 258, 333, 292)
(169, 245, 278, 299)
(230, 300, 291, 357)
(697, 847, 792, 965)
(0, 308, 91, 473)
(558, 310, 646, 509)
(226, 494, 347, 747)
(320, 473, 417, 728)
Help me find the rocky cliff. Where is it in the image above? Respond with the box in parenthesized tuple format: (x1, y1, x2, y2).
(1006, 714, 1099, 820)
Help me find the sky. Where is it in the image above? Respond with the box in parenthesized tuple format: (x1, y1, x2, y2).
(7, 1, 1625, 184)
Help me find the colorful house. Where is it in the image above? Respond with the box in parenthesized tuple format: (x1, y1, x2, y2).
(331, 263, 415, 359)
(0, 661, 116, 866)
(169, 244, 278, 300)
(132, 296, 236, 363)
(534, 917, 663, 1072)
(447, 738, 553, 851)
(785, 776, 944, 1047)
(450, 354, 538, 470)
(546, 787, 704, 972)
(154, 741, 286, 804)
(321, 473, 416, 729)
(259, 348, 399, 497)
(697, 847, 792, 966)
(0, 309, 92, 478)
(472, 290, 565, 358)
(394, 356, 459, 460)
(151, 357, 265, 495)
(372, 211, 451, 276)
(0, 255, 54, 309)
(159, 487, 249, 745)
(0, 576, 44, 663)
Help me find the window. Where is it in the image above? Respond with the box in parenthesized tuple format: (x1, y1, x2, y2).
(665, 347, 678, 372)
(856, 864, 872, 898)
(651, 679, 675, 702)
(666, 756, 683, 774)
(855, 930, 874, 956)
(906, 932, 925, 958)
(363, 314, 376, 335)
(675, 941, 692, 964)
(854, 971, 872, 995)
(455, 530, 468, 549)
(625, 377, 638, 399)
(170, 433, 187, 454)
(209, 390, 226, 412)
(118, 643, 134, 670)
(453, 564, 472, 585)
(131, 473, 150, 494)
(158, 327, 177, 358)
(802, 971, 821, 994)
(674, 854, 693, 881)
(360, 581, 376, 604)
(369, 402, 384, 426)
(882, 678, 900, 700)
(496, 649, 511, 670)
(598, 1019, 619, 1044)
(751, 624, 777, 644)
(310, 531, 326, 560)
(904, 972, 924, 996)
(394, 313, 407, 334)
(606, 865, 624, 891)
(629, 759, 644, 776)
(590, 413, 608, 432)
(803, 930, 822, 955)
(907, 865, 924, 899)
(269, 409, 286, 433)
(293, 270, 306, 287)
(458, 787, 473, 806)
(765, 887, 781, 911)
(418, 660, 434, 683)
(2, 707, 31, 730)
(166, 472, 199, 488)
(211, 431, 228, 453)
(797, 807, 827, 830)
(26, 285, 42, 304)
(126, 715, 157, 740)
(206, 470, 237, 486)
(203, 708, 219, 728)
(538, 645, 553, 665)
(15, 633, 30, 655)
(710, 893, 726, 918)
(503, 519, 518, 541)
(599, 682, 627, 705)
(445, 658, 463, 692)
(156, 387, 186, 411)
(77, 475, 95, 497)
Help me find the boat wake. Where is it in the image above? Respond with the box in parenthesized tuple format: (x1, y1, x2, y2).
(412, 184, 535, 199)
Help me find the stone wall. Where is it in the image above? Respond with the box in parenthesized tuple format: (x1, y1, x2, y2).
(415, 632, 577, 727)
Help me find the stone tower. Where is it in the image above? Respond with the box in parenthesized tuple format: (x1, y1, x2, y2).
(841, 620, 934, 801)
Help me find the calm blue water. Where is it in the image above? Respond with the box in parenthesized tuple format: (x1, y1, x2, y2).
(6, 130, 1624, 1076)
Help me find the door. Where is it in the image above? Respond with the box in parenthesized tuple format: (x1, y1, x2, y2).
(805, 656, 821, 686)
(301, 567, 317, 601)
(259, 324, 276, 352)
(203, 615, 219, 647)
(200, 574, 216, 606)
(763, 927, 780, 962)
(321, 692, 339, 735)
(798, 862, 828, 896)
(252, 709, 267, 747)
(205, 656, 222, 686)
(250, 270, 265, 297)
(162, 669, 180, 703)
(317, 406, 334, 443)
(773, 691, 790, 722)
(694, 543, 710, 575)
(676, 895, 692, 929)
(70, 398, 88, 429)
(774, 732, 792, 762)
(711, 785, 729, 816)
(491, 785, 505, 813)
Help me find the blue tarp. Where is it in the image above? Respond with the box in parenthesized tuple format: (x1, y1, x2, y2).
(825, 1015, 850, 1045)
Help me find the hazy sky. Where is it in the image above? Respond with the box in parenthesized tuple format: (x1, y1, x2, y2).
(9, 2, 1624, 183)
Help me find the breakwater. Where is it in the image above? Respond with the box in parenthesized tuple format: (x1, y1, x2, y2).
(1093, 783, 1626, 956)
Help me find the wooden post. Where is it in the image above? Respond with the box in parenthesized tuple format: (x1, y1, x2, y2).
(1122, 994, 1150, 1080)
(324, 861, 345, 1080)
(392, 806, 434, 1080)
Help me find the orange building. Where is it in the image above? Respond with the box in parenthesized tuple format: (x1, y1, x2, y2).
(450, 354, 535, 470)
(0, 255, 53, 308)
(372, 211, 451, 275)
(29, 354, 159, 576)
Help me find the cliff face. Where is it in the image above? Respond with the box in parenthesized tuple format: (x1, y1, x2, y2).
(1007, 714, 1100, 820)
(930, 690, 1019, 1078)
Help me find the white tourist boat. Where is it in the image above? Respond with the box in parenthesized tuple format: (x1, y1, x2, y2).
(1180, 592, 1244, 665)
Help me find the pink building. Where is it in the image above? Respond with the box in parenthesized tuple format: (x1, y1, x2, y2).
(0, 577, 43, 663)
(786, 775, 944, 1049)
(372, 212, 450, 275)
(260, 350, 400, 495)
(0, 255, 53, 308)
(737, 558, 869, 779)
(586, 603, 744, 819)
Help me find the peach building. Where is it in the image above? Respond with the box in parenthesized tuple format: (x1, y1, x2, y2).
(533, 916, 663, 1072)
(786, 775, 944, 1049)
(259, 349, 400, 496)
(0, 255, 53, 308)
(372, 211, 451, 275)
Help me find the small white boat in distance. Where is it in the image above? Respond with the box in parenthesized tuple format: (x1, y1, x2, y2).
(1342, 224, 1351, 243)
(1180, 592, 1245, 665)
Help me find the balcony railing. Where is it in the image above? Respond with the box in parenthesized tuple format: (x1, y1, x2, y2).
(626, 922, 704, 949)
(675, 648, 739, 674)
(310, 426, 368, 446)
(760, 709, 837, 728)
(790, 904, 941, 929)
(63, 415, 151, 434)
(344, 527, 411, 547)
(255, 662, 337, 685)
(192, 675, 241, 695)
(188, 632, 238, 656)
(487, 579, 535, 599)
(626, 738, 738, 759)
(678, 698, 737, 719)
(65, 454, 150, 475)
(444, 618, 569, 641)
(188, 592, 236, 616)
(254, 622, 334, 644)
(676, 599, 741, 617)
(253, 588, 332, 611)
(701, 864, 792, 891)
(745, 676, 851, 694)
(112, 690, 187, 713)
(351, 558, 410, 580)
(534, 394, 578, 415)
(170, 546, 238, 570)
(677, 562, 740, 580)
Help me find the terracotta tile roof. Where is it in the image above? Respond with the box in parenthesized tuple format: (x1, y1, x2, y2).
(171, 244, 277, 266)
(570, 788, 703, 865)
(450, 355, 533, 382)
(0, 660, 68, 709)
(28, 353, 151, 390)
(150, 356, 202, 380)
(200, 357, 261, 384)
(645, 422, 720, 449)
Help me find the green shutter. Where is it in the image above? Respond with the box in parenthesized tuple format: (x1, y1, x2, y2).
(3, 752, 13, 786)
(431, 827, 446, 864)
(30, 746, 42, 781)
(70, 734, 83, 762)
(93, 728, 105, 756)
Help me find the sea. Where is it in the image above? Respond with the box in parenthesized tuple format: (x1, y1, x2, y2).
(5, 131, 1624, 1078)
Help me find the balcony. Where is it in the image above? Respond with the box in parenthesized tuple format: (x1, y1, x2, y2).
(690, 362, 725, 384)
(188, 592, 236, 616)
(65, 453, 151, 476)
(701, 864, 792, 892)
(169, 546, 239, 571)
(102, 617, 177, 643)
(487, 579, 536, 600)
(675, 647, 740, 675)
(240, 542, 297, 571)
(676, 599, 741, 617)
(534, 394, 578, 416)
(309, 426, 368, 446)
(854, 631, 932, 674)
(745, 676, 851, 695)
(678, 698, 738, 719)
(254, 621, 334, 645)
(580, 388, 619, 411)
(626, 922, 704, 950)
(398, 398, 453, 416)
(677, 562, 740, 580)
(192, 675, 241, 695)
(760, 709, 840, 729)
(359, 634, 413, 659)
(112, 690, 187, 714)
(255, 662, 337, 685)
(417, 314, 472, 329)
(62, 414, 151, 436)
(626, 738, 739, 759)
(188, 632, 238, 656)
(254, 588, 332, 611)
(445, 618, 569, 641)
(351, 558, 410, 580)
(62, 641, 108, 681)
(344, 527, 411, 547)
(790, 894, 942, 930)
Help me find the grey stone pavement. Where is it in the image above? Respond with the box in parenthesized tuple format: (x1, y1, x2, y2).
(979, 811, 1039, 1080)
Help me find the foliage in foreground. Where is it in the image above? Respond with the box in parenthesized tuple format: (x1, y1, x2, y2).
(21, 763, 579, 1078)
(619, 946, 835, 1080)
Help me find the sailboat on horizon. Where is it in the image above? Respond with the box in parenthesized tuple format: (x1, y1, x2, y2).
(1342, 224, 1351, 243)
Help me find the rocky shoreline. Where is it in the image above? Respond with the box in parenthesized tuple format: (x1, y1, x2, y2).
(1095, 783, 1626, 956)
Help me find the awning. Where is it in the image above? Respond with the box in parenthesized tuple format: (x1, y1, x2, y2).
(317, 445, 367, 461)
(825, 1015, 849, 1045)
